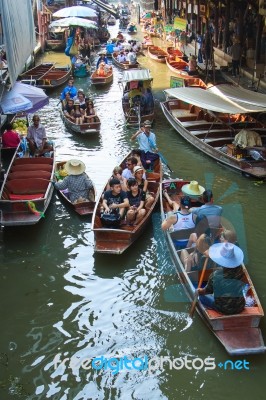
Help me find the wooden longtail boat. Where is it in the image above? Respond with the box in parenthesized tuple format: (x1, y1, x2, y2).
(61, 111, 101, 135)
(20, 63, 71, 89)
(90, 67, 113, 86)
(91, 155, 162, 254)
(0, 150, 55, 226)
(112, 52, 139, 70)
(166, 46, 184, 57)
(147, 46, 167, 63)
(166, 56, 199, 79)
(161, 87, 266, 179)
(46, 38, 65, 51)
(160, 178, 265, 355)
(121, 69, 155, 126)
(55, 161, 96, 216)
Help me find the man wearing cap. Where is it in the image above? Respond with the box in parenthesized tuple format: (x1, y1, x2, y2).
(190, 189, 223, 230)
(197, 243, 245, 315)
(130, 121, 159, 170)
(162, 195, 197, 248)
(54, 159, 94, 203)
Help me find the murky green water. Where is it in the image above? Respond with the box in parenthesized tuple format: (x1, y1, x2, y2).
(0, 24, 266, 400)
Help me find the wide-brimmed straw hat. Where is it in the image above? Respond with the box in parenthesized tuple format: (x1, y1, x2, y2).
(209, 242, 243, 268)
(182, 181, 205, 197)
(64, 159, 86, 176)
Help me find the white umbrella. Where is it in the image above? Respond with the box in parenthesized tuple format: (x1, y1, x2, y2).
(49, 17, 98, 30)
(53, 6, 97, 18)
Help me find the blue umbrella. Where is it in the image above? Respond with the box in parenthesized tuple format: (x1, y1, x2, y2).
(1, 82, 49, 114)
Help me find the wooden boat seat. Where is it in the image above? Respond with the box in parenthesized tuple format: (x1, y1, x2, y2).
(13, 157, 53, 165)
(205, 307, 259, 319)
(189, 129, 232, 137)
(5, 178, 48, 200)
(183, 121, 223, 128)
(8, 171, 51, 180)
(204, 137, 234, 144)
(171, 109, 198, 120)
(11, 164, 53, 172)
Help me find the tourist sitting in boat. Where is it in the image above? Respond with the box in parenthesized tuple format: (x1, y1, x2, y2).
(106, 166, 124, 190)
(96, 53, 108, 69)
(197, 242, 245, 315)
(74, 89, 86, 110)
(61, 91, 71, 110)
(102, 178, 129, 219)
(60, 79, 77, 100)
(181, 233, 212, 272)
(189, 189, 223, 231)
(130, 120, 159, 170)
(122, 156, 139, 183)
(133, 166, 154, 210)
(27, 115, 53, 157)
(70, 100, 84, 124)
(116, 51, 127, 63)
(127, 48, 137, 64)
(130, 149, 144, 167)
(126, 178, 146, 225)
(188, 55, 198, 75)
(84, 101, 97, 123)
(54, 159, 94, 204)
(2, 123, 21, 148)
(97, 62, 107, 77)
(219, 229, 239, 246)
(63, 98, 75, 121)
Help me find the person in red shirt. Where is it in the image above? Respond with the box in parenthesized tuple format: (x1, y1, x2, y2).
(1, 123, 21, 148)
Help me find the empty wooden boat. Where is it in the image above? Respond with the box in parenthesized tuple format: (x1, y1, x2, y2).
(160, 178, 265, 355)
(147, 46, 167, 63)
(0, 150, 55, 226)
(20, 63, 72, 89)
(91, 154, 162, 254)
(55, 161, 96, 215)
(166, 46, 184, 58)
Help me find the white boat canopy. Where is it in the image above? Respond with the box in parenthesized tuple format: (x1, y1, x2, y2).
(208, 84, 266, 109)
(164, 87, 266, 114)
(122, 69, 153, 82)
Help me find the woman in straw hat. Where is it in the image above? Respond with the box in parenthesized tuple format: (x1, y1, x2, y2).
(54, 159, 94, 204)
(197, 242, 245, 315)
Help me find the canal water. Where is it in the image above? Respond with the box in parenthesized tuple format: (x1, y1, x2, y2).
(0, 25, 265, 400)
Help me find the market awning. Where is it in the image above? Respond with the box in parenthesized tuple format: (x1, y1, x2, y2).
(83, 0, 119, 18)
(0, 0, 36, 86)
(164, 87, 266, 114)
(208, 84, 266, 109)
(122, 69, 153, 82)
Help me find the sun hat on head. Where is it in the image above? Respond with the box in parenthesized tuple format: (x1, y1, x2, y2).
(133, 165, 144, 175)
(181, 181, 205, 197)
(143, 120, 152, 127)
(74, 100, 80, 105)
(78, 88, 84, 93)
(64, 159, 86, 176)
(209, 242, 243, 268)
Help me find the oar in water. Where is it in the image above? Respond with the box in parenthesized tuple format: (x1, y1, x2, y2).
(189, 257, 209, 318)
(157, 152, 173, 173)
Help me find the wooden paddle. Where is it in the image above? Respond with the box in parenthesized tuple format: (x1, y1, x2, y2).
(189, 257, 209, 318)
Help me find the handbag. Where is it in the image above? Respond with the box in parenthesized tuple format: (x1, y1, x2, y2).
(100, 212, 121, 228)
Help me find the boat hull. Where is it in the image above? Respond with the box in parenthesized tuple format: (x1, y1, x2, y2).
(147, 46, 167, 63)
(0, 151, 55, 226)
(92, 154, 162, 254)
(112, 53, 139, 70)
(160, 101, 266, 179)
(55, 161, 96, 215)
(160, 179, 265, 355)
(90, 69, 113, 86)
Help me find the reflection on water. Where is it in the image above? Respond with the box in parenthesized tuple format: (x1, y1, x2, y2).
(0, 23, 266, 400)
